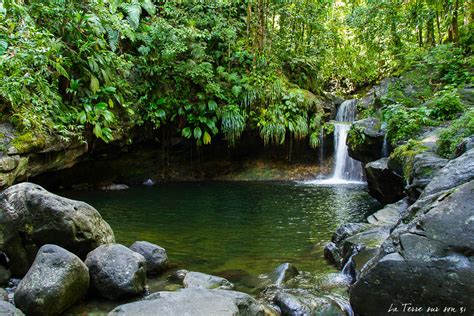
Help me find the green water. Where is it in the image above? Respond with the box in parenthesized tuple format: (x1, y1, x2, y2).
(63, 181, 380, 278)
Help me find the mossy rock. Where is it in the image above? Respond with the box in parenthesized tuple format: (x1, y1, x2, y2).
(388, 140, 429, 181)
(10, 132, 47, 155)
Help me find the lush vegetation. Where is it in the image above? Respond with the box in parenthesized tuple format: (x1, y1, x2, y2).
(0, 0, 472, 158)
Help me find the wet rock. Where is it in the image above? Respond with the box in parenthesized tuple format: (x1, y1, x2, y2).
(130, 241, 168, 275)
(273, 291, 347, 316)
(14, 245, 89, 316)
(0, 301, 24, 316)
(406, 152, 447, 201)
(85, 244, 146, 300)
(324, 242, 343, 269)
(367, 198, 408, 226)
(350, 180, 474, 315)
(142, 179, 155, 186)
(0, 182, 115, 277)
(347, 118, 385, 163)
(99, 184, 129, 191)
(365, 158, 405, 204)
(109, 288, 265, 315)
(0, 156, 19, 173)
(183, 272, 234, 290)
(268, 263, 299, 286)
(332, 222, 371, 245)
(169, 269, 189, 283)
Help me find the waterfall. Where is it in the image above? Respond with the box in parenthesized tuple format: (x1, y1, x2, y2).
(319, 129, 324, 166)
(331, 100, 364, 182)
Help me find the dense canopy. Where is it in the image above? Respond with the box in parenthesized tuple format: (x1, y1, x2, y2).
(0, 0, 472, 154)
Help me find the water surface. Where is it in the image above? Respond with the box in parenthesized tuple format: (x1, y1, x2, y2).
(62, 181, 380, 277)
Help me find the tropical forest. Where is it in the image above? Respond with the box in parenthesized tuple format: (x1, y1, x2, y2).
(0, 0, 473, 315)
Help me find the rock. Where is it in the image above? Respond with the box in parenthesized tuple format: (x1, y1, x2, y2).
(273, 291, 347, 316)
(367, 198, 408, 226)
(99, 184, 129, 191)
(347, 118, 385, 163)
(406, 151, 447, 201)
(142, 179, 155, 186)
(169, 269, 189, 283)
(130, 241, 168, 275)
(324, 242, 343, 269)
(365, 158, 405, 204)
(85, 244, 146, 300)
(0, 125, 88, 190)
(0, 157, 19, 173)
(14, 245, 89, 316)
(0, 301, 24, 316)
(332, 222, 371, 245)
(109, 288, 265, 315)
(0, 288, 7, 301)
(0, 182, 115, 277)
(268, 263, 299, 286)
(183, 272, 234, 290)
(0, 266, 10, 285)
(454, 135, 474, 158)
(420, 148, 474, 198)
(350, 180, 474, 315)
(341, 226, 391, 281)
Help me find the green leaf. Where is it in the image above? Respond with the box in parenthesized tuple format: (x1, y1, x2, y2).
(93, 124, 103, 138)
(78, 111, 87, 124)
(208, 100, 218, 111)
(231, 85, 242, 97)
(203, 131, 211, 144)
(156, 109, 166, 118)
(140, 0, 156, 15)
(181, 127, 192, 138)
(103, 86, 116, 94)
(90, 75, 100, 94)
(125, 3, 141, 29)
(95, 102, 107, 110)
(193, 126, 202, 140)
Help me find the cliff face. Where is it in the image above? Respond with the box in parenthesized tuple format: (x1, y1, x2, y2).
(0, 123, 88, 189)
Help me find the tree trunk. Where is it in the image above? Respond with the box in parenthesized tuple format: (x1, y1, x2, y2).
(426, 14, 435, 46)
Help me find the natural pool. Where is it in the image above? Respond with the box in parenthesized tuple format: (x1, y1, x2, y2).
(62, 181, 380, 281)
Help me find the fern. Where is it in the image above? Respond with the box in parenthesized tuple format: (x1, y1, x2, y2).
(221, 105, 246, 147)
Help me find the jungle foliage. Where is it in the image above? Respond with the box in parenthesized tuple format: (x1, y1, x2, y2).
(0, 0, 472, 154)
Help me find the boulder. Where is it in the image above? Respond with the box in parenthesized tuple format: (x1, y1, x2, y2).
(347, 118, 385, 163)
(406, 151, 447, 201)
(14, 244, 89, 316)
(365, 158, 405, 204)
(0, 182, 115, 277)
(130, 241, 168, 275)
(420, 148, 474, 198)
(0, 267, 10, 286)
(183, 272, 233, 290)
(367, 198, 408, 226)
(273, 291, 348, 316)
(0, 301, 24, 316)
(109, 288, 265, 315)
(324, 242, 343, 269)
(85, 244, 146, 300)
(331, 222, 371, 245)
(350, 180, 474, 315)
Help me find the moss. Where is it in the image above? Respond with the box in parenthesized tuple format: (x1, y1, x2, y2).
(390, 140, 429, 180)
(437, 109, 474, 158)
(11, 132, 46, 154)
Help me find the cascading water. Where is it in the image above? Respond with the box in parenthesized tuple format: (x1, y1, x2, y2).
(331, 100, 364, 182)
